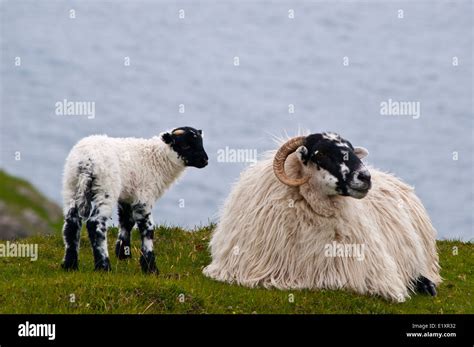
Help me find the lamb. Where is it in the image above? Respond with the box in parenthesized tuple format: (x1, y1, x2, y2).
(61, 126, 208, 273)
(203, 132, 441, 302)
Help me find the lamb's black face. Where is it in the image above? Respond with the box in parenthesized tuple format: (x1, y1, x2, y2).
(162, 127, 208, 168)
(299, 132, 371, 199)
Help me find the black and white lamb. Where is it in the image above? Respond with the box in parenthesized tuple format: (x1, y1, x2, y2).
(61, 126, 208, 273)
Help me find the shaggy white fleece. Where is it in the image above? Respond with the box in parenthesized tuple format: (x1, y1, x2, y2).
(203, 150, 441, 302)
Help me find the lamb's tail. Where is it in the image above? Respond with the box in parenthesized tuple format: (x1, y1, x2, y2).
(75, 159, 95, 219)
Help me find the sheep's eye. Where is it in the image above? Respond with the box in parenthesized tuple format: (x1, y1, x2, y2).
(313, 151, 324, 158)
(181, 144, 191, 150)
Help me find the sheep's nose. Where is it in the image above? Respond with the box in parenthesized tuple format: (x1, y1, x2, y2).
(201, 154, 208, 166)
(358, 171, 370, 183)
(358, 171, 371, 188)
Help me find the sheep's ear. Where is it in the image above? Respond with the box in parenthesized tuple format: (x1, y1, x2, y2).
(198, 129, 202, 136)
(354, 146, 369, 159)
(296, 146, 309, 164)
(161, 132, 174, 144)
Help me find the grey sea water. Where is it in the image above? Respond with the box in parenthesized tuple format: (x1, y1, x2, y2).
(1, 1, 472, 240)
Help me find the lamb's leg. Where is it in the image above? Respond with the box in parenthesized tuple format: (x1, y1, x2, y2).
(115, 201, 135, 260)
(86, 203, 112, 271)
(133, 203, 158, 274)
(61, 207, 82, 270)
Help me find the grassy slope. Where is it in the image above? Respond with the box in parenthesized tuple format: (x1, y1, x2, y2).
(0, 226, 472, 314)
(0, 170, 63, 238)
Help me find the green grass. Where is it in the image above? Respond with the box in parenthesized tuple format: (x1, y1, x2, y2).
(0, 226, 472, 314)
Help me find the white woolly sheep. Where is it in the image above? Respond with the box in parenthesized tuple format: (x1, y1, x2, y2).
(61, 126, 208, 272)
(203, 132, 440, 302)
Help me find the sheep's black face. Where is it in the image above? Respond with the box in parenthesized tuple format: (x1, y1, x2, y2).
(298, 132, 371, 199)
(162, 127, 208, 168)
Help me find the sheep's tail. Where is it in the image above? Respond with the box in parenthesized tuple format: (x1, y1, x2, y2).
(75, 159, 95, 219)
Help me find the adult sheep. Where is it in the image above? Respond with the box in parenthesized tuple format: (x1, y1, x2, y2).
(203, 132, 440, 302)
(61, 126, 208, 273)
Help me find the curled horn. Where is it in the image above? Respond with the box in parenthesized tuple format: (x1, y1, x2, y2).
(273, 136, 310, 187)
(172, 129, 185, 135)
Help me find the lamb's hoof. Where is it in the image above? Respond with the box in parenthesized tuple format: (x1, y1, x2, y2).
(140, 252, 159, 274)
(115, 240, 132, 260)
(94, 258, 112, 272)
(61, 254, 78, 271)
(415, 276, 437, 296)
(61, 259, 78, 271)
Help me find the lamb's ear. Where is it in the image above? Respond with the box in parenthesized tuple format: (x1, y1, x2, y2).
(296, 146, 310, 164)
(198, 129, 203, 136)
(354, 146, 369, 159)
(161, 132, 174, 144)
